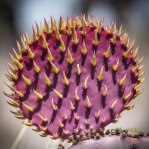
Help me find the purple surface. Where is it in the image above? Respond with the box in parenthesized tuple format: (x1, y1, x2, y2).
(8, 17, 141, 140)
(69, 136, 149, 149)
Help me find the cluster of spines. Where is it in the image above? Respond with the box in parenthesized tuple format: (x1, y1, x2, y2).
(4, 15, 144, 141)
(68, 129, 149, 149)
(68, 128, 149, 145)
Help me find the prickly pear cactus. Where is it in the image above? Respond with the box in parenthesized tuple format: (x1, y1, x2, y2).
(5, 15, 144, 142)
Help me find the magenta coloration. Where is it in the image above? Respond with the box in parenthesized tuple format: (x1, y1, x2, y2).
(5, 16, 144, 141)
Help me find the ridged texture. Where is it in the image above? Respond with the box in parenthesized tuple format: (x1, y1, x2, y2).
(4, 15, 144, 141)
(69, 129, 149, 149)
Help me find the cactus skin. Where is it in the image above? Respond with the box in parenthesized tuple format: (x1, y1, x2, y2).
(69, 129, 149, 149)
(5, 15, 144, 141)
(69, 136, 149, 149)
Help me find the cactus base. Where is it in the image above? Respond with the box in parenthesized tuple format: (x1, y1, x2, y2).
(69, 129, 149, 149)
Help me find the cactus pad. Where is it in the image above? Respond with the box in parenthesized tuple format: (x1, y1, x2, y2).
(5, 16, 144, 141)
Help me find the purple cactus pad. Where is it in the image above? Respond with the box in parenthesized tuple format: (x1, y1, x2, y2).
(5, 16, 144, 141)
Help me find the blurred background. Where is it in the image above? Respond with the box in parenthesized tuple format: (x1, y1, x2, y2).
(0, 0, 149, 149)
